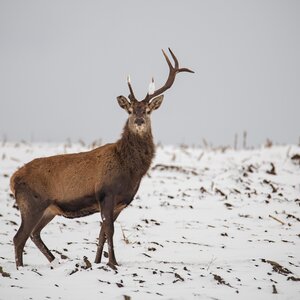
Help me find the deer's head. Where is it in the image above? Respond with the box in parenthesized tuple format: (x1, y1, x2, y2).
(117, 48, 194, 136)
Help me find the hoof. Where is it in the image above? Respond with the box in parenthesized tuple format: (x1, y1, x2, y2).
(107, 262, 118, 270)
(15, 261, 23, 270)
(50, 258, 60, 268)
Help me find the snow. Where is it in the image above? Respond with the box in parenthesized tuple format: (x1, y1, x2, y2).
(0, 141, 299, 300)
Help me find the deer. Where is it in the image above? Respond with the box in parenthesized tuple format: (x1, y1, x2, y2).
(10, 48, 193, 270)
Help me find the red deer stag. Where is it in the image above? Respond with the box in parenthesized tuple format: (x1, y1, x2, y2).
(10, 48, 193, 269)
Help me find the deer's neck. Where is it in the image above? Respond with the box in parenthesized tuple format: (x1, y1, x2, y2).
(116, 121, 155, 177)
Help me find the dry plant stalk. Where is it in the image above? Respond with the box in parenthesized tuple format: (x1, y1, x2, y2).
(269, 214, 285, 225)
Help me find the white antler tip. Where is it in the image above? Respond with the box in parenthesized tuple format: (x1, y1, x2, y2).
(127, 75, 131, 84)
(148, 77, 155, 95)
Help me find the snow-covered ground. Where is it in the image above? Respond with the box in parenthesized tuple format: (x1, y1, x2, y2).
(0, 142, 299, 300)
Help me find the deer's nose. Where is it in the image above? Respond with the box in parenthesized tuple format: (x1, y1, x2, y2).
(135, 118, 145, 126)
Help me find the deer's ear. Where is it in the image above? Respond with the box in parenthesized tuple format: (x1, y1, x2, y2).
(148, 95, 164, 112)
(117, 96, 132, 113)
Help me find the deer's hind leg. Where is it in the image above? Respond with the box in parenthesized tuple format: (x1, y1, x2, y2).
(14, 210, 45, 268)
(13, 189, 49, 268)
(30, 211, 55, 263)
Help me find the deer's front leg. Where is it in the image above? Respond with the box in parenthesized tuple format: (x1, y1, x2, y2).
(96, 195, 118, 269)
(95, 225, 105, 264)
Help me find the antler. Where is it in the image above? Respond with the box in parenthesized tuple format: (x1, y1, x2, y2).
(127, 75, 138, 102)
(143, 48, 194, 103)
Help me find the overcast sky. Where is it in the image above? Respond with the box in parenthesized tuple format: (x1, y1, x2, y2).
(0, 0, 299, 147)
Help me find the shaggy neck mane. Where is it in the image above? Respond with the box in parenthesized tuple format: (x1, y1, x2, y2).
(116, 120, 155, 176)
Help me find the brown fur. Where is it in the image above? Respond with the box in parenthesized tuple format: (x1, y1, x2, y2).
(11, 121, 155, 269)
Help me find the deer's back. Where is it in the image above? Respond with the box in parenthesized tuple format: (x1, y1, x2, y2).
(10, 143, 119, 201)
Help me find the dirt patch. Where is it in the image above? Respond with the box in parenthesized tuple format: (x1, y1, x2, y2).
(287, 276, 300, 281)
(261, 259, 292, 276)
(212, 274, 233, 288)
(291, 154, 300, 165)
(152, 164, 198, 176)
(0, 266, 10, 278)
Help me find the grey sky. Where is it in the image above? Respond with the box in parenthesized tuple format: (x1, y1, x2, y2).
(0, 0, 299, 147)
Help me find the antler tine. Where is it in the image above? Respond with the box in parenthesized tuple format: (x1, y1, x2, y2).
(168, 48, 194, 74)
(143, 48, 194, 103)
(127, 75, 137, 102)
(168, 48, 179, 69)
(178, 67, 194, 73)
(162, 49, 173, 69)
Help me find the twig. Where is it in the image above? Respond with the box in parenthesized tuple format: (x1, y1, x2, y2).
(272, 284, 278, 294)
(286, 146, 291, 158)
(234, 133, 238, 150)
(120, 225, 130, 244)
(198, 152, 204, 161)
(243, 131, 247, 149)
(269, 214, 285, 225)
(206, 255, 216, 271)
(202, 138, 208, 149)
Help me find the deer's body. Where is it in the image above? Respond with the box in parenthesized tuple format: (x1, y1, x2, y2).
(10, 49, 193, 269)
(11, 123, 154, 220)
